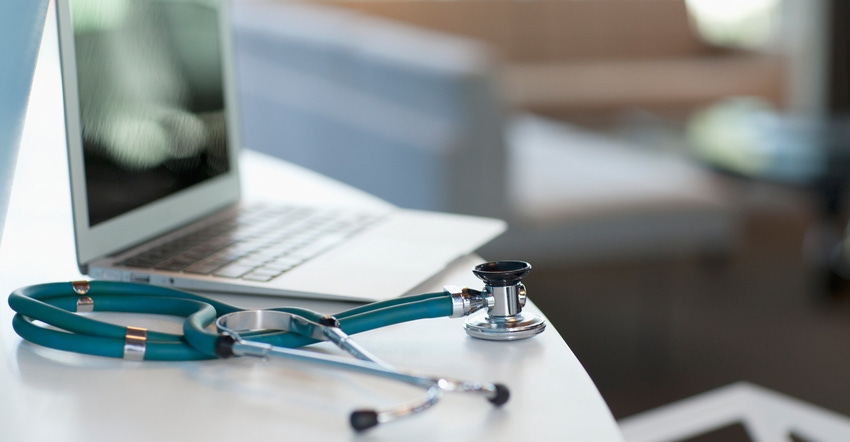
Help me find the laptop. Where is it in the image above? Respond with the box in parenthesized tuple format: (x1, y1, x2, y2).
(56, 0, 505, 302)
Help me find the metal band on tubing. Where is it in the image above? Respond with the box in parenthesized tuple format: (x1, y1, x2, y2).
(444, 286, 466, 318)
(76, 296, 94, 313)
(71, 280, 90, 294)
(124, 326, 147, 361)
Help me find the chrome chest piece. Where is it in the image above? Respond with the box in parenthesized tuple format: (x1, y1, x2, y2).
(447, 260, 546, 341)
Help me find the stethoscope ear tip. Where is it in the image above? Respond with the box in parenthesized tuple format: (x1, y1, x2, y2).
(350, 409, 380, 432)
(489, 383, 510, 406)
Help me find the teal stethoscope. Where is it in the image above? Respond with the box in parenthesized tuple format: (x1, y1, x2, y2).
(8, 260, 545, 431)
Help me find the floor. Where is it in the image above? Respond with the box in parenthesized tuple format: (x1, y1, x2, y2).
(521, 179, 850, 440)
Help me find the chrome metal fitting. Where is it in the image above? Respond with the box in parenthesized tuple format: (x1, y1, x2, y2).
(71, 280, 90, 295)
(232, 339, 273, 359)
(444, 286, 490, 318)
(76, 296, 94, 313)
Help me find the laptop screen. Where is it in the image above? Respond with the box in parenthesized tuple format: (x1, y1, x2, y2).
(69, 0, 231, 226)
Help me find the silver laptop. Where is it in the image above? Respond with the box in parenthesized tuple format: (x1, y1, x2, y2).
(56, 0, 505, 302)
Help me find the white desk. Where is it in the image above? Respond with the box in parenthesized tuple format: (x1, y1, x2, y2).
(0, 15, 622, 441)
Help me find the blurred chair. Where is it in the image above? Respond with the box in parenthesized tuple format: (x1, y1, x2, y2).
(619, 382, 850, 442)
(0, 0, 49, 244)
(231, 1, 506, 220)
(230, 0, 739, 265)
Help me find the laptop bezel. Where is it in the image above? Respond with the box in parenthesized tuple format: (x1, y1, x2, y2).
(57, 0, 244, 272)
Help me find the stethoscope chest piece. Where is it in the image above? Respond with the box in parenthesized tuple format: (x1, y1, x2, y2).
(463, 261, 546, 341)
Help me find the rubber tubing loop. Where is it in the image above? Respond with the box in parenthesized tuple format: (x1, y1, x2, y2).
(8, 281, 451, 361)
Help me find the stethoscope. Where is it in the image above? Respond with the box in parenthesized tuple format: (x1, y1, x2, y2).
(8, 260, 545, 431)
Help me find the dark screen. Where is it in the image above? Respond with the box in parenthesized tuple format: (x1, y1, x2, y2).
(70, 0, 230, 226)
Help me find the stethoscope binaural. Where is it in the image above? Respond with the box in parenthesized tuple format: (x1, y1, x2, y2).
(8, 260, 545, 431)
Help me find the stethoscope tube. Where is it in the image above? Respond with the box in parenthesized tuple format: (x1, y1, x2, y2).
(8, 281, 451, 360)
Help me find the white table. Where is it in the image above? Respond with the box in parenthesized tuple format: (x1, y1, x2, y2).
(0, 14, 622, 441)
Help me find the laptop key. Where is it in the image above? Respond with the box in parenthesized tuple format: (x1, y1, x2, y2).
(184, 259, 229, 275)
(154, 256, 197, 271)
(242, 268, 284, 282)
(214, 263, 255, 278)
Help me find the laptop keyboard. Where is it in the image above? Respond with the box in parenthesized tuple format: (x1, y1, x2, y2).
(118, 205, 378, 282)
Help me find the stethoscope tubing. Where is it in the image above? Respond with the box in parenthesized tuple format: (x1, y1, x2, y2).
(8, 281, 450, 361)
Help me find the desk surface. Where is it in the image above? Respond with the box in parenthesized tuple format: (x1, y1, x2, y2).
(0, 14, 622, 441)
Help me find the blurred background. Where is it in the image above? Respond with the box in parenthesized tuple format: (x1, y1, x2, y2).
(231, 0, 850, 435)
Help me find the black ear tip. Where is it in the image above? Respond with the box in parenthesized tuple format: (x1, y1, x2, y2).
(350, 410, 380, 432)
(489, 383, 510, 406)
